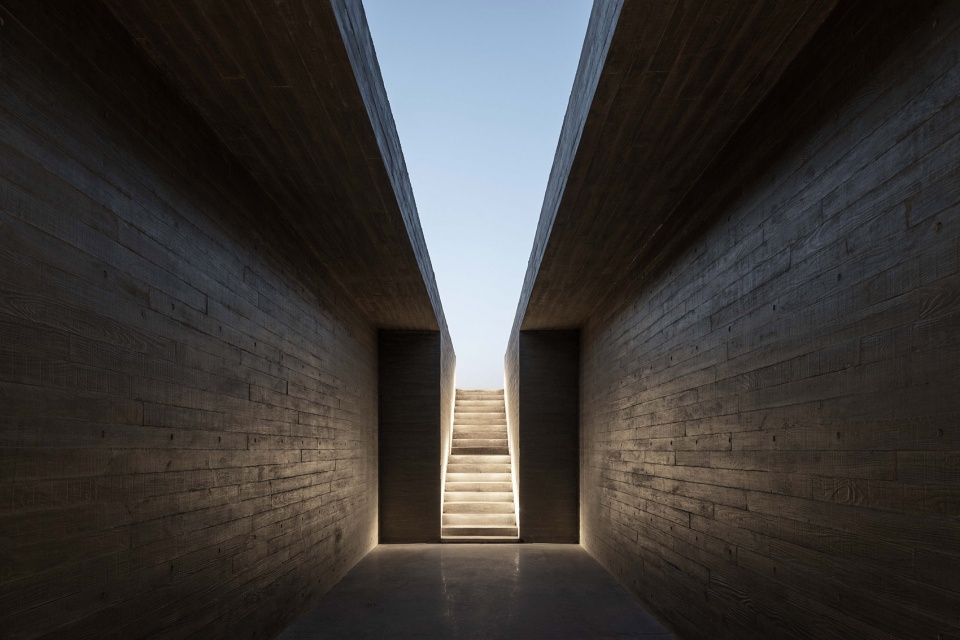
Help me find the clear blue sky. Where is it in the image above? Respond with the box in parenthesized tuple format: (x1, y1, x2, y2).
(363, 0, 592, 389)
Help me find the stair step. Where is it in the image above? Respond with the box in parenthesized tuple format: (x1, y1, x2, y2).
(442, 525, 518, 537)
(445, 472, 512, 482)
(455, 401, 504, 409)
(455, 405, 505, 410)
(453, 428, 507, 439)
(450, 438, 508, 448)
(442, 513, 516, 526)
(444, 491, 514, 503)
(447, 454, 510, 465)
(443, 501, 515, 514)
(446, 464, 512, 474)
(445, 482, 513, 492)
(456, 389, 503, 396)
(454, 405, 505, 410)
(451, 446, 509, 455)
(454, 411, 506, 419)
(454, 423, 506, 431)
(453, 423, 506, 431)
(454, 423, 507, 431)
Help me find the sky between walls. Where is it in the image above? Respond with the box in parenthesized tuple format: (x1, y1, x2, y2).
(363, 0, 592, 388)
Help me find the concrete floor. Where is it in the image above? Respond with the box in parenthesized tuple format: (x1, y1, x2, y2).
(279, 544, 673, 639)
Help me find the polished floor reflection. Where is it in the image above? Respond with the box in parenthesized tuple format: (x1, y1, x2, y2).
(279, 544, 673, 639)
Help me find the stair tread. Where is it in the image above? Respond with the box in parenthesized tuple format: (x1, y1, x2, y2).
(442, 501, 515, 513)
(447, 464, 510, 468)
(454, 426, 506, 430)
(442, 525, 518, 537)
(443, 514, 516, 525)
(445, 473, 511, 481)
(451, 448, 509, 455)
(445, 482, 513, 492)
(454, 412, 506, 416)
(448, 458, 510, 467)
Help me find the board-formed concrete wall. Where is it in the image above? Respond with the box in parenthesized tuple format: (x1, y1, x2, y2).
(518, 331, 580, 543)
(504, 330, 580, 542)
(580, 3, 960, 638)
(378, 330, 444, 543)
(0, 3, 378, 637)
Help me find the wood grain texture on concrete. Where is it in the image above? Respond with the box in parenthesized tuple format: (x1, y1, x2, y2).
(0, 0, 449, 637)
(378, 331, 442, 543)
(100, 0, 447, 332)
(571, 1, 960, 638)
(514, 0, 840, 332)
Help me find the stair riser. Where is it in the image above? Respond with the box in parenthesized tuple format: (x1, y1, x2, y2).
(453, 429, 507, 439)
(446, 464, 512, 474)
(445, 473, 512, 482)
(454, 423, 507, 430)
(447, 455, 510, 465)
(445, 482, 513, 492)
(453, 423, 506, 431)
(442, 502, 515, 514)
(451, 447, 509, 455)
(452, 438, 507, 446)
(450, 439, 508, 448)
(454, 411, 506, 419)
(455, 402, 504, 410)
(443, 514, 516, 526)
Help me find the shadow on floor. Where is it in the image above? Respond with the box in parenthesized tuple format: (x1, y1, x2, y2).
(280, 543, 673, 639)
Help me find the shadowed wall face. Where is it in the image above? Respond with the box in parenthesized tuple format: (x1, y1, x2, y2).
(0, 3, 377, 637)
(580, 3, 960, 638)
(378, 330, 444, 543)
(517, 331, 579, 543)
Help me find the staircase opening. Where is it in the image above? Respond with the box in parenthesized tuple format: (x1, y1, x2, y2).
(441, 389, 519, 541)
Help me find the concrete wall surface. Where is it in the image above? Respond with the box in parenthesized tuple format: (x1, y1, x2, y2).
(0, 2, 381, 637)
(518, 331, 580, 543)
(378, 330, 444, 543)
(580, 3, 960, 637)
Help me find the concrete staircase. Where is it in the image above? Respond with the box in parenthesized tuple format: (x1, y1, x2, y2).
(442, 389, 518, 540)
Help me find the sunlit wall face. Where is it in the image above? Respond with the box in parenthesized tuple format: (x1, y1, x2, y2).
(362, 0, 592, 389)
